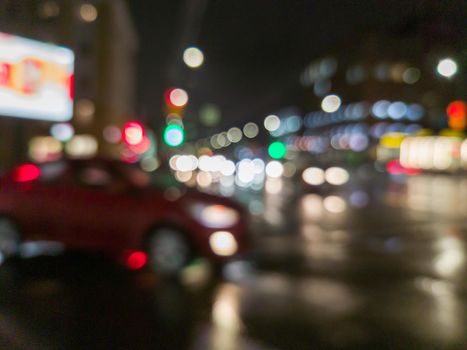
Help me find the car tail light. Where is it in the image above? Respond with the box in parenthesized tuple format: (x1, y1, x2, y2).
(126, 251, 148, 270)
(14, 164, 41, 182)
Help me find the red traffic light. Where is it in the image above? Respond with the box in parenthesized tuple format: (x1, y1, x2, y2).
(164, 88, 189, 109)
(122, 121, 145, 146)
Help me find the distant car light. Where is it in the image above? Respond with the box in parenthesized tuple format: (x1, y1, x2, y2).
(324, 167, 349, 186)
(302, 167, 325, 186)
(209, 231, 238, 256)
(189, 203, 240, 228)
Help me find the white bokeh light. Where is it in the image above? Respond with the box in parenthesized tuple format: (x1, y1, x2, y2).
(437, 58, 457, 78)
(325, 167, 349, 186)
(265, 161, 284, 178)
(183, 47, 204, 68)
(323, 196, 347, 213)
(302, 167, 325, 186)
(264, 115, 281, 132)
(243, 122, 259, 138)
(169, 88, 189, 107)
(321, 95, 341, 113)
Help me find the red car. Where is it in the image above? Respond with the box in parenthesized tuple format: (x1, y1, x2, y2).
(0, 158, 248, 273)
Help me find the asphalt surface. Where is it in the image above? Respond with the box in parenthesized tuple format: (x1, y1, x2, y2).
(1, 171, 467, 349)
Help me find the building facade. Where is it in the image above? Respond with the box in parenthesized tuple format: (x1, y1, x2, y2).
(0, 0, 138, 167)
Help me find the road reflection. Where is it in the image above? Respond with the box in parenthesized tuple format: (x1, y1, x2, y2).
(0, 254, 195, 349)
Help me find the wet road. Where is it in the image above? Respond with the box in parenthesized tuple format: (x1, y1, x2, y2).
(1, 171, 467, 349)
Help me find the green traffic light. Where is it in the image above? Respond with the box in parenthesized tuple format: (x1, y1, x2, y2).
(268, 141, 286, 159)
(163, 124, 185, 147)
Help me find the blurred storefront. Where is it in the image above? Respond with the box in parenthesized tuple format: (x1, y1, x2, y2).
(297, 4, 466, 169)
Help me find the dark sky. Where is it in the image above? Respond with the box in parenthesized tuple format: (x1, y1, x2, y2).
(127, 0, 466, 132)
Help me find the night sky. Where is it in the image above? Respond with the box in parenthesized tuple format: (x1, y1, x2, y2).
(127, 0, 466, 132)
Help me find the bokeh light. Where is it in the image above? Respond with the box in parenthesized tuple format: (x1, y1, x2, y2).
(349, 191, 370, 208)
(265, 161, 284, 178)
(50, 123, 74, 142)
(323, 196, 347, 213)
(38, 1, 60, 19)
(209, 231, 238, 257)
(79, 3, 98, 22)
(237, 159, 256, 183)
(126, 251, 147, 270)
(264, 115, 281, 132)
(14, 164, 41, 183)
(349, 134, 369, 152)
(437, 58, 458, 78)
(140, 157, 160, 172)
(302, 167, 325, 186)
(200, 104, 221, 126)
(75, 99, 95, 124)
(175, 171, 193, 183)
(301, 194, 324, 221)
(283, 161, 297, 178)
(243, 122, 259, 138)
(29, 137, 62, 163)
(163, 124, 184, 147)
(103, 125, 121, 144)
(220, 160, 236, 176)
(65, 135, 98, 158)
(268, 141, 287, 159)
(183, 47, 204, 68)
(197, 171, 213, 188)
(122, 121, 144, 146)
(407, 104, 425, 121)
(176, 155, 198, 171)
(372, 100, 390, 119)
(314, 79, 332, 96)
(227, 127, 243, 143)
(325, 167, 349, 186)
(217, 133, 230, 148)
(321, 94, 341, 113)
(167, 88, 189, 108)
(388, 101, 407, 120)
(446, 101, 466, 131)
(402, 67, 421, 84)
(265, 178, 283, 194)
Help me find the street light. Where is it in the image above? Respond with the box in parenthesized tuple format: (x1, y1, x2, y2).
(437, 58, 458, 78)
(183, 47, 204, 69)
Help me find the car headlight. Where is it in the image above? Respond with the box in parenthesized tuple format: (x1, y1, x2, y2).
(189, 203, 240, 228)
(209, 231, 238, 256)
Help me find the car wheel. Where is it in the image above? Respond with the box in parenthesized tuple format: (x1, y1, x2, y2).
(146, 227, 191, 275)
(0, 217, 20, 260)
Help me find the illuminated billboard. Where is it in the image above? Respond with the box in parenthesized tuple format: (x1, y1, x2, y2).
(0, 32, 74, 122)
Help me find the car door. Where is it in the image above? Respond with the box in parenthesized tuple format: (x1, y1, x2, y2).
(11, 161, 71, 241)
(60, 161, 139, 253)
